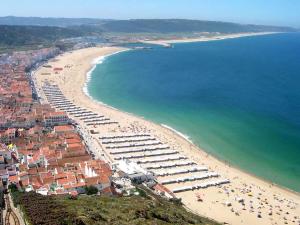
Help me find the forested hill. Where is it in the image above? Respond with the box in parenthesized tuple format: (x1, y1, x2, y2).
(0, 25, 85, 46)
(0, 17, 297, 53)
(0, 17, 297, 33)
(0, 16, 110, 27)
(99, 19, 296, 33)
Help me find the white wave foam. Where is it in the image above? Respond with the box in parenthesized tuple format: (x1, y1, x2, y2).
(161, 124, 193, 144)
(92, 56, 105, 65)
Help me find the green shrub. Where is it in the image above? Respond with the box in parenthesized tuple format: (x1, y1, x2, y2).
(84, 186, 98, 195)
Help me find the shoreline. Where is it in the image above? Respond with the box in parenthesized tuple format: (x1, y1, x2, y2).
(161, 124, 194, 144)
(91, 85, 300, 197)
(85, 45, 299, 197)
(141, 32, 280, 46)
(34, 45, 300, 225)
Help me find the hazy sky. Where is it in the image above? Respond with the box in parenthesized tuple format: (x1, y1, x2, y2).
(1, 0, 300, 27)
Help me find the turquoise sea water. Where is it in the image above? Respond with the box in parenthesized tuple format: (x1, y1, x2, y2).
(89, 33, 300, 192)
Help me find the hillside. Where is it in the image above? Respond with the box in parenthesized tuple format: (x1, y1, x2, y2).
(0, 16, 297, 33)
(0, 17, 297, 53)
(0, 25, 86, 45)
(0, 25, 99, 53)
(0, 16, 109, 27)
(99, 19, 296, 33)
(13, 191, 221, 225)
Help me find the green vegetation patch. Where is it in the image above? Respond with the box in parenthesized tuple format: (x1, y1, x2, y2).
(0, 25, 93, 53)
(18, 192, 78, 225)
(15, 191, 220, 225)
(0, 25, 84, 46)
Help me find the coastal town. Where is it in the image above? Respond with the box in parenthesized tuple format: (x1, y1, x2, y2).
(1, 0, 300, 222)
(0, 48, 117, 224)
(0, 46, 228, 224)
(0, 42, 300, 225)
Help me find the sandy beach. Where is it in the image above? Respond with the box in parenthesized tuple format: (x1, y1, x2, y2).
(142, 32, 279, 46)
(33, 43, 300, 225)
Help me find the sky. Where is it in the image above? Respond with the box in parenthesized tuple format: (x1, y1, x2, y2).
(1, 0, 300, 27)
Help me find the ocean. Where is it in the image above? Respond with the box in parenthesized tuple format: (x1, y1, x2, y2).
(88, 33, 300, 192)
